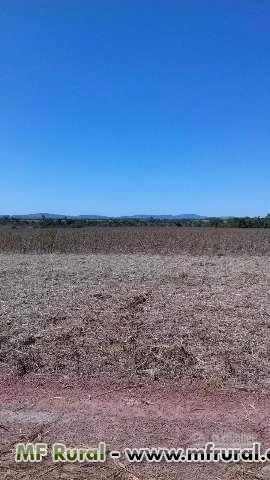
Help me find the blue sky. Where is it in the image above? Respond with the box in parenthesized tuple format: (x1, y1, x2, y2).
(1, 1, 269, 216)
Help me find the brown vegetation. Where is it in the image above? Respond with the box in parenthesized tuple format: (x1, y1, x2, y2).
(1, 246, 269, 479)
(0, 226, 270, 255)
(0, 253, 269, 388)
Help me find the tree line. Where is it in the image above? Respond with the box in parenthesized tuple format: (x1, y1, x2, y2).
(0, 215, 270, 228)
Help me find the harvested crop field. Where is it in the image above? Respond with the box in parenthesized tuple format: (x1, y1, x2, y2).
(0, 247, 270, 479)
(0, 253, 269, 386)
(0, 226, 270, 255)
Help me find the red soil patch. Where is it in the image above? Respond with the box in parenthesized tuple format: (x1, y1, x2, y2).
(1, 376, 269, 479)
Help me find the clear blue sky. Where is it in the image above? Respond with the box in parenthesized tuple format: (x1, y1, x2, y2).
(1, 1, 269, 216)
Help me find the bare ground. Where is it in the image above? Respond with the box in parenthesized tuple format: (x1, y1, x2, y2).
(1, 226, 270, 255)
(0, 378, 270, 479)
(0, 253, 270, 478)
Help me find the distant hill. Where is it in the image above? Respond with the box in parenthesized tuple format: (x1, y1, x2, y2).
(77, 215, 109, 219)
(10, 213, 108, 220)
(126, 214, 204, 220)
(11, 213, 67, 219)
(7, 213, 204, 220)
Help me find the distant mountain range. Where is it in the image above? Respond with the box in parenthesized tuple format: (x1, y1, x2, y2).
(123, 214, 204, 219)
(1, 213, 205, 220)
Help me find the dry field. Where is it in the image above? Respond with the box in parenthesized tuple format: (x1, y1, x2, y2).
(0, 228, 269, 479)
(0, 253, 269, 386)
(0, 226, 270, 255)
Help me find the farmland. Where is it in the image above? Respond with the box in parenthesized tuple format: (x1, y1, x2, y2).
(0, 227, 269, 479)
(0, 225, 270, 255)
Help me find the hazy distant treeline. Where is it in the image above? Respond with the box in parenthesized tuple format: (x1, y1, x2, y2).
(0, 215, 270, 228)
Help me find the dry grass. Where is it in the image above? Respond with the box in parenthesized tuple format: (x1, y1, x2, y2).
(0, 253, 269, 389)
(0, 226, 270, 255)
(1, 250, 269, 479)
